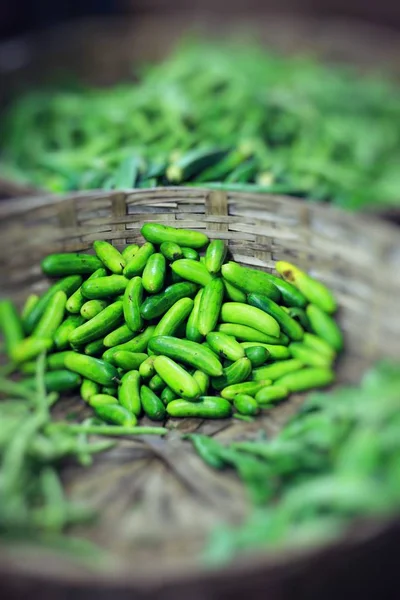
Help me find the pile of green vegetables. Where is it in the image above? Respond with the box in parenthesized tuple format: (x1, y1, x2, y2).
(198, 360, 400, 563)
(1, 223, 342, 429)
(1, 41, 399, 209)
(0, 222, 342, 544)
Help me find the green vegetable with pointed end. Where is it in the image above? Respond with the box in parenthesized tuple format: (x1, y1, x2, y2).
(69, 301, 123, 346)
(186, 289, 204, 342)
(148, 336, 223, 376)
(161, 386, 176, 405)
(112, 351, 148, 371)
(289, 342, 332, 368)
(181, 247, 200, 261)
(149, 373, 165, 392)
(122, 244, 140, 262)
(123, 242, 155, 278)
(222, 280, 247, 303)
(212, 357, 252, 391)
(223, 262, 308, 307)
(233, 394, 260, 416)
(102, 325, 156, 363)
(153, 297, 194, 337)
(247, 293, 304, 341)
(206, 331, 245, 362)
(276, 261, 337, 314)
(80, 378, 101, 401)
(64, 353, 119, 385)
(217, 323, 289, 345)
(80, 299, 108, 320)
(193, 370, 210, 395)
(167, 397, 232, 419)
(47, 351, 73, 370)
(303, 333, 336, 360)
(21, 294, 39, 328)
(81, 275, 128, 299)
(94, 403, 137, 426)
(141, 223, 209, 249)
(142, 253, 166, 294)
(139, 356, 156, 379)
(154, 355, 201, 400)
(306, 305, 343, 351)
(198, 278, 224, 336)
(221, 262, 281, 303)
(171, 259, 213, 286)
(160, 242, 183, 261)
(54, 315, 85, 350)
(205, 240, 227, 274)
(252, 359, 303, 382)
(221, 380, 271, 400)
(103, 324, 136, 347)
(221, 302, 280, 338)
(93, 240, 125, 274)
(240, 342, 290, 360)
(166, 148, 228, 183)
(255, 385, 288, 404)
(140, 385, 166, 421)
(140, 282, 198, 320)
(119, 370, 141, 415)
(244, 346, 269, 367)
(41, 253, 103, 276)
(275, 367, 335, 392)
(84, 338, 105, 356)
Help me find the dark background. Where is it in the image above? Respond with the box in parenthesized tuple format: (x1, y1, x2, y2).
(1, 0, 400, 40)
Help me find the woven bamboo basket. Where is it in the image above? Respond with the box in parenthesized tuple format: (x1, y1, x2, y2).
(0, 187, 399, 599)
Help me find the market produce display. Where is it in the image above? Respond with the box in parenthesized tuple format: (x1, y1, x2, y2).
(1, 42, 399, 209)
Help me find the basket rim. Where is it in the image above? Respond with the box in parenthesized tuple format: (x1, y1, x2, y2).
(0, 186, 399, 240)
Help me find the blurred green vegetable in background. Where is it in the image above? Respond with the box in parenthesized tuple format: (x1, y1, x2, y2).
(0, 40, 399, 209)
(197, 360, 400, 564)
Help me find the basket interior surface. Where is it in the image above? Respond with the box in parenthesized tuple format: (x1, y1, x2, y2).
(0, 188, 399, 587)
